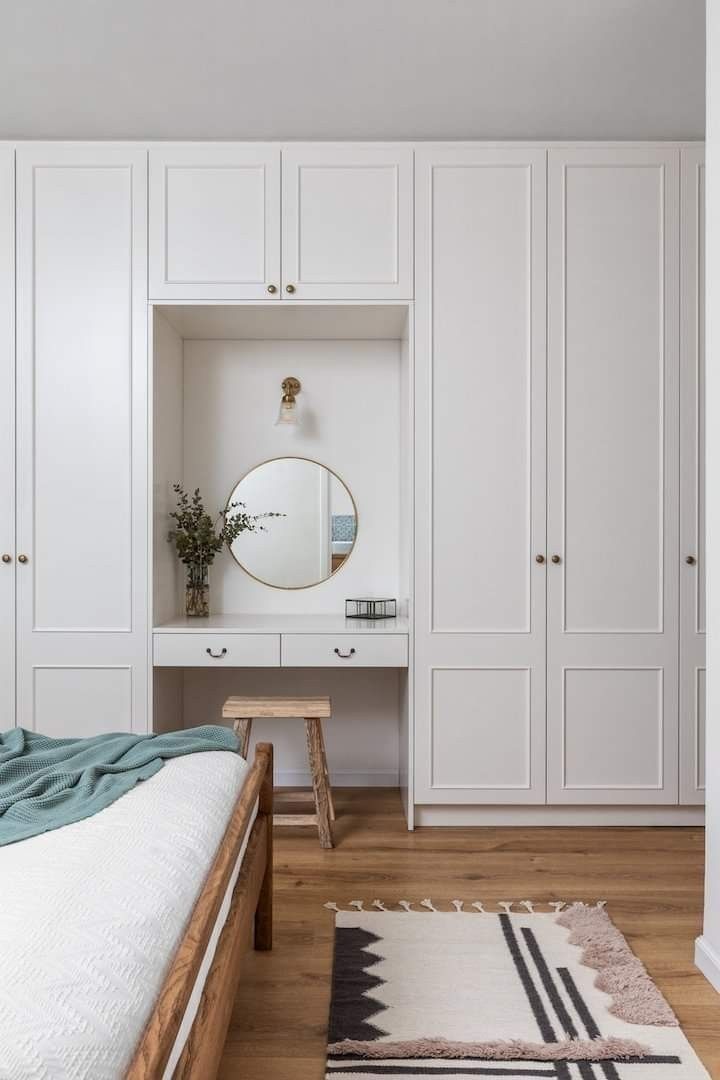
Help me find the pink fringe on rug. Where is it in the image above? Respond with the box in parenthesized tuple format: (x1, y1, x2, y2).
(556, 902, 679, 1027)
(327, 1036, 651, 1060)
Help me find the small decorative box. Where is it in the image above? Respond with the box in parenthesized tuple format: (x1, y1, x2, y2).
(345, 598, 397, 620)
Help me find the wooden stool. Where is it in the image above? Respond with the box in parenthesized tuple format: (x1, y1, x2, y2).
(222, 696, 335, 849)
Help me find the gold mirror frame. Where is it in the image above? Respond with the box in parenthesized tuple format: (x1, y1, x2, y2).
(225, 456, 359, 591)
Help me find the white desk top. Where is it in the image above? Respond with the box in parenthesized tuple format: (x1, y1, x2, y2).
(154, 613, 409, 634)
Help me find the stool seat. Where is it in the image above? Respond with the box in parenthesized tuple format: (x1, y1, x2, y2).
(222, 695, 335, 849)
(222, 696, 331, 719)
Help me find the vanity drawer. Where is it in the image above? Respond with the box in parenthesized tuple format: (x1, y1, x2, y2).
(153, 633, 280, 667)
(281, 634, 408, 668)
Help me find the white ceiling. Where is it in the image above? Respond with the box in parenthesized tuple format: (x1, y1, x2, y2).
(0, 0, 705, 140)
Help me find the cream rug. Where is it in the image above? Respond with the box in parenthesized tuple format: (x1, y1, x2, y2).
(323, 900, 710, 1079)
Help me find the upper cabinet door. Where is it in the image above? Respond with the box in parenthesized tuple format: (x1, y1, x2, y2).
(149, 144, 281, 300)
(0, 146, 14, 731)
(680, 145, 706, 806)
(281, 144, 413, 299)
(546, 146, 680, 804)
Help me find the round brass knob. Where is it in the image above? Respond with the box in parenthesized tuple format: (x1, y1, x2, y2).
(1, 554, 11, 564)
(266, 284, 277, 294)
(535, 554, 545, 564)
(551, 554, 561, 564)
(285, 284, 296, 294)
(18, 554, 28, 564)
(686, 555, 697, 565)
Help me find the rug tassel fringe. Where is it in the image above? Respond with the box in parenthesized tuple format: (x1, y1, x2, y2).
(323, 898, 607, 913)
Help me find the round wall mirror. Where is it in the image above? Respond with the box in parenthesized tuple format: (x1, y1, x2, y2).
(227, 457, 358, 589)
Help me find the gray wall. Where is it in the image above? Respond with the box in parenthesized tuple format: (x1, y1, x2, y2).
(1, 0, 705, 140)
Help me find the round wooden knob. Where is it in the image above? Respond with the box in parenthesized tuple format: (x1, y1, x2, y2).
(686, 555, 697, 565)
(551, 554, 561, 564)
(266, 284, 277, 294)
(285, 284, 296, 294)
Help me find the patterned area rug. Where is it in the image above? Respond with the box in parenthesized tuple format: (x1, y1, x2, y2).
(323, 900, 710, 1079)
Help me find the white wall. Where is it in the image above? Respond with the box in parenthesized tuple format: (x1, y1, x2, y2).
(0, 1, 704, 140)
(698, 0, 720, 994)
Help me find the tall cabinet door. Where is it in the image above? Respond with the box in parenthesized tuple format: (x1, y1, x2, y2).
(414, 146, 547, 804)
(281, 144, 413, 299)
(680, 145, 706, 805)
(547, 146, 680, 804)
(16, 145, 149, 736)
(0, 146, 14, 730)
(149, 144, 281, 300)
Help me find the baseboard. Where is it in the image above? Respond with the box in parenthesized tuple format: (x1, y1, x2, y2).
(695, 935, 720, 993)
(276, 769, 399, 788)
(414, 804, 706, 826)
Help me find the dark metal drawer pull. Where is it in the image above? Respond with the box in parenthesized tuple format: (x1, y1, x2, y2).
(334, 647, 356, 659)
(206, 647, 228, 659)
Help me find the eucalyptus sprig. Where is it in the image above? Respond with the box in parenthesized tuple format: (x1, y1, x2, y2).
(168, 484, 283, 569)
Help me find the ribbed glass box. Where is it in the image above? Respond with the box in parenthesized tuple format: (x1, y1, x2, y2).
(345, 598, 397, 620)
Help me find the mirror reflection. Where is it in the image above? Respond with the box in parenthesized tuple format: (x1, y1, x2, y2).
(227, 457, 357, 589)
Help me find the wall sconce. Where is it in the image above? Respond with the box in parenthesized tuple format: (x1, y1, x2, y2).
(275, 376, 301, 427)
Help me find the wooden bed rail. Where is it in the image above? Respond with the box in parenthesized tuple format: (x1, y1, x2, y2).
(127, 742, 274, 1080)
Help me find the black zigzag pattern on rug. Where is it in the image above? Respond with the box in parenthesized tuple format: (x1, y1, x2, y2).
(328, 927, 389, 1043)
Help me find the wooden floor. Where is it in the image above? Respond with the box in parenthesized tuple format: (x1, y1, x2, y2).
(220, 788, 720, 1079)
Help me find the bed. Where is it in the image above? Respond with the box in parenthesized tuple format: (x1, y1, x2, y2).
(0, 741, 273, 1080)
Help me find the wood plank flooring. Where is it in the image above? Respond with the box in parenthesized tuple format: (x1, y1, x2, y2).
(219, 788, 720, 1079)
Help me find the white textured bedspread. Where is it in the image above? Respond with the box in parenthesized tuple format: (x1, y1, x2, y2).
(0, 749, 249, 1080)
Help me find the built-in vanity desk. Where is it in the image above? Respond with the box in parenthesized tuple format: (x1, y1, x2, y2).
(153, 615, 409, 669)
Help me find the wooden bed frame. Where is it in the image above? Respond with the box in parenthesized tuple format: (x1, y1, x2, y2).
(126, 742, 274, 1080)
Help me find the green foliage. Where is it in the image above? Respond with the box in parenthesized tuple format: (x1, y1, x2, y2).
(168, 483, 283, 569)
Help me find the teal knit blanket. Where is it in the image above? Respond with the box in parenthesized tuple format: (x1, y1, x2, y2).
(0, 725, 239, 846)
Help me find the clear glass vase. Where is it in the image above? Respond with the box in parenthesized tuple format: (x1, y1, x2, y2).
(185, 564, 209, 617)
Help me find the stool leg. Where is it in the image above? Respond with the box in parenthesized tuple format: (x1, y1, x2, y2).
(305, 718, 333, 849)
(318, 721, 336, 822)
(233, 717, 253, 759)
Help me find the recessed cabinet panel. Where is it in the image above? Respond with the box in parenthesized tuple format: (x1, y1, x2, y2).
(430, 668, 531, 790)
(282, 145, 413, 298)
(547, 146, 679, 804)
(680, 145, 706, 804)
(16, 145, 149, 734)
(430, 161, 535, 634)
(33, 666, 133, 738)
(562, 668, 664, 790)
(414, 146, 547, 805)
(22, 163, 134, 631)
(562, 164, 664, 633)
(149, 145, 280, 299)
(0, 147, 13, 729)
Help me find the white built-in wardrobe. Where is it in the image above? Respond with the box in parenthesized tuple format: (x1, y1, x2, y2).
(0, 141, 705, 826)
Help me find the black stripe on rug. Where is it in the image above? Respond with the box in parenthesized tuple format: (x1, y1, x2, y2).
(499, 914, 558, 1043)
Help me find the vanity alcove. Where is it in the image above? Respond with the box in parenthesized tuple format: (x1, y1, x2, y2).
(152, 301, 413, 809)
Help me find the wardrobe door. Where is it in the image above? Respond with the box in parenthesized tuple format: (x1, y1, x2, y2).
(547, 146, 679, 804)
(680, 145, 706, 805)
(414, 146, 547, 805)
(16, 146, 149, 736)
(0, 146, 14, 729)
(149, 144, 281, 300)
(281, 144, 413, 299)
